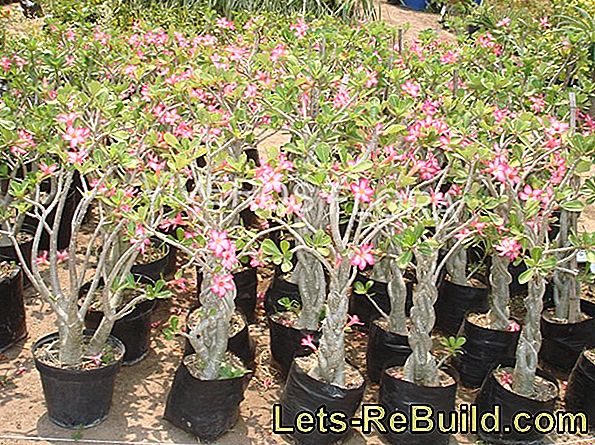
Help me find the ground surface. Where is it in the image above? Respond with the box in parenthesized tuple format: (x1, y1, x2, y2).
(2, 2, 595, 445)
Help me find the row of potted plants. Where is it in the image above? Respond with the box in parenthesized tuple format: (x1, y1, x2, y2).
(0, 1, 593, 444)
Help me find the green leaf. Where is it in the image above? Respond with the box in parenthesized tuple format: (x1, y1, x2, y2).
(561, 200, 585, 212)
(518, 269, 535, 285)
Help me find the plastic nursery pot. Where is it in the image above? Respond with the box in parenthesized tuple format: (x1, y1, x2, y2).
(508, 262, 528, 297)
(81, 278, 157, 365)
(565, 349, 595, 428)
(453, 314, 520, 388)
(401, 0, 427, 11)
(435, 277, 489, 335)
(539, 299, 595, 371)
(365, 319, 411, 384)
(268, 313, 320, 376)
(0, 229, 34, 286)
(196, 267, 258, 323)
(264, 274, 301, 315)
(0, 262, 27, 352)
(183, 310, 256, 369)
(164, 355, 252, 442)
(279, 356, 366, 445)
(475, 359, 559, 445)
(32, 332, 125, 429)
(131, 239, 171, 282)
(379, 366, 458, 445)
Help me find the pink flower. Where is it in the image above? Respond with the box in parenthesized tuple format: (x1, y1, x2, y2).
(350, 244, 375, 270)
(401, 80, 420, 98)
(519, 185, 543, 201)
(57, 112, 80, 127)
(500, 371, 513, 386)
(346, 314, 364, 329)
(506, 320, 520, 332)
(39, 162, 58, 176)
(495, 237, 522, 260)
(429, 191, 446, 207)
(89, 353, 103, 367)
(333, 85, 351, 109)
(207, 230, 232, 256)
(300, 334, 318, 352)
(56, 250, 69, 263)
(283, 195, 302, 216)
(496, 17, 511, 27)
(539, 17, 550, 28)
(290, 19, 308, 39)
(349, 179, 374, 203)
(211, 273, 235, 297)
(62, 127, 90, 148)
(66, 149, 89, 165)
(36, 251, 49, 266)
(439, 50, 459, 64)
(270, 44, 287, 62)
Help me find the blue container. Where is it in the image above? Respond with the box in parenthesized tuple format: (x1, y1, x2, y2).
(402, 0, 427, 11)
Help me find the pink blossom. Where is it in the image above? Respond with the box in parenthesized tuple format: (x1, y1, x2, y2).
(429, 191, 446, 207)
(66, 150, 89, 165)
(290, 19, 309, 39)
(485, 154, 520, 185)
(216, 17, 235, 30)
(300, 334, 318, 352)
(496, 17, 511, 27)
(365, 70, 378, 88)
(506, 320, 520, 332)
(249, 249, 265, 268)
(39, 162, 58, 176)
(36, 251, 49, 266)
(350, 244, 375, 270)
(439, 50, 459, 64)
(250, 193, 277, 211)
(333, 85, 352, 109)
(539, 17, 550, 28)
(57, 112, 80, 127)
(529, 96, 545, 113)
(519, 185, 543, 201)
(0, 57, 11, 72)
(283, 195, 302, 216)
(499, 371, 513, 386)
(56, 250, 69, 263)
(270, 44, 287, 62)
(349, 179, 374, 203)
(401, 80, 420, 98)
(207, 230, 232, 256)
(495, 237, 522, 260)
(346, 314, 364, 329)
(62, 127, 90, 149)
(211, 273, 235, 297)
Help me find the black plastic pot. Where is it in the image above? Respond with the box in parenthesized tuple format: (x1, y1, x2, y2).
(264, 274, 301, 315)
(0, 230, 34, 286)
(183, 311, 256, 369)
(435, 278, 489, 335)
(279, 357, 365, 445)
(454, 315, 521, 388)
(379, 366, 457, 445)
(539, 299, 595, 371)
(476, 360, 558, 445)
(0, 264, 27, 352)
(164, 357, 251, 442)
(349, 273, 414, 328)
(565, 350, 595, 428)
(196, 267, 257, 323)
(131, 240, 171, 282)
(32, 332, 124, 429)
(268, 314, 320, 376)
(365, 320, 411, 384)
(508, 262, 528, 297)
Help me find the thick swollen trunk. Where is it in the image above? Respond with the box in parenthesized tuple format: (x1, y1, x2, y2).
(57, 314, 85, 366)
(190, 270, 236, 380)
(295, 251, 326, 331)
(446, 243, 467, 286)
(487, 254, 512, 330)
(387, 261, 408, 335)
(553, 210, 581, 323)
(317, 267, 349, 387)
(404, 250, 439, 386)
(513, 277, 545, 396)
(371, 257, 390, 283)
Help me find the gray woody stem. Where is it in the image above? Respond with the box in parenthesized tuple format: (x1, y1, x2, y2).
(295, 250, 326, 330)
(553, 208, 581, 322)
(404, 250, 439, 386)
(445, 242, 467, 286)
(513, 276, 545, 396)
(487, 253, 512, 330)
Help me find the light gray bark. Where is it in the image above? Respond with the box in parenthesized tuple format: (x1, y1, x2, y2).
(487, 254, 512, 330)
(553, 209, 581, 322)
(295, 251, 326, 330)
(513, 276, 545, 396)
(446, 243, 467, 286)
(404, 250, 439, 386)
(387, 260, 408, 335)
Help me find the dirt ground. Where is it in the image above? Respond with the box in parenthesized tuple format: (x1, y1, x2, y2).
(1, 2, 595, 445)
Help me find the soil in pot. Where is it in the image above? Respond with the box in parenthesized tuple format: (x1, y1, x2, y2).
(435, 276, 489, 335)
(82, 280, 156, 365)
(349, 270, 414, 328)
(164, 352, 252, 442)
(184, 310, 256, 369)
(453, 313, 521, 388)
(365, 319, 411, 384)
(279, 355, 365, 445)
(0, 261, 27, 352)
(196, 267, 258, 323)
(0, 231, 34, 286)
(565, 348, 595, 428)
(476, 361, 558, 445)
(379, 366, 457, 445)
(268, 311, 320, 376)
(539, 299, 595, 371)
(32, 332, 125, 428)
(265, 273, 301, 315)
(131, 240, 170, 282)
